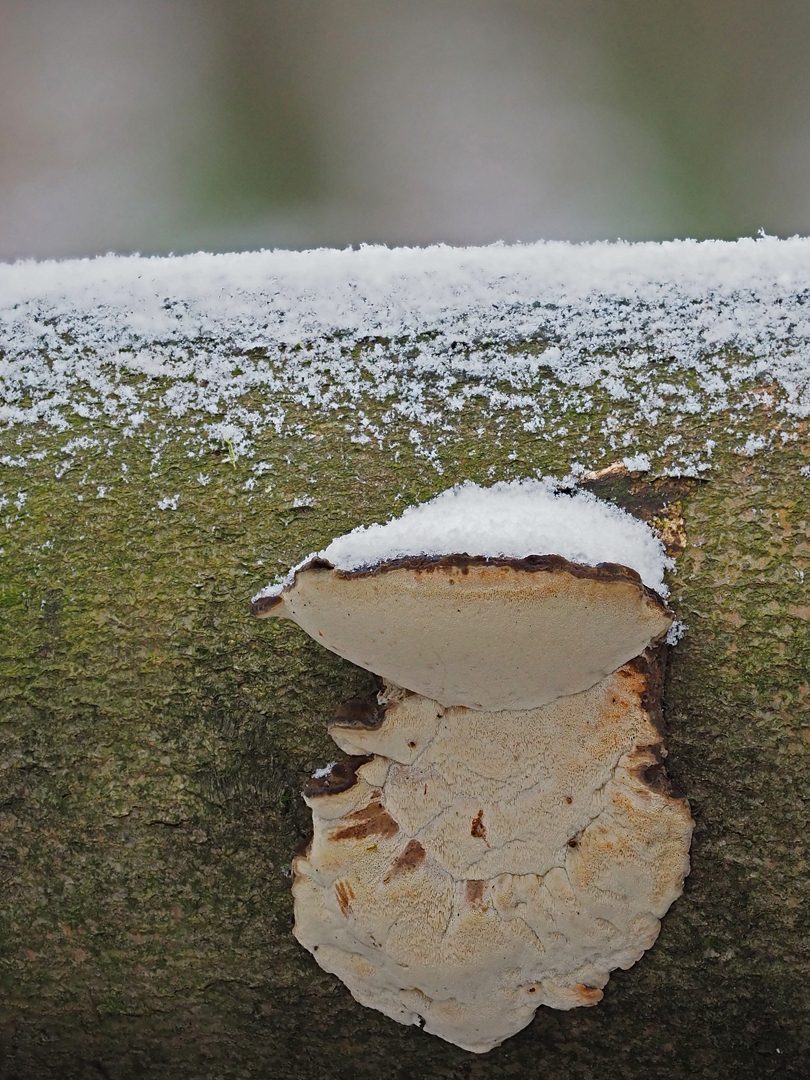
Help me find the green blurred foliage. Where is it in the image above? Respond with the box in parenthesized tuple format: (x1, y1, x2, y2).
(3, 0, 810, 255)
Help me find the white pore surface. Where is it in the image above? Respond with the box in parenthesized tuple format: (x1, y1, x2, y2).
(260, 480, 671, 596)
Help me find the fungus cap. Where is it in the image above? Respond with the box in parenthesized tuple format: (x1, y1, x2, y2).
(253, 553, 672, 711)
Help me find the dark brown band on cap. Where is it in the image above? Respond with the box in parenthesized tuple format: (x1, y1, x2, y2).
(250, 557, 338, 617)
(250, 593, 283, 617)
(329, 697, 388, 732)
(627, 644, 668, 737)
(253, 551, 672, 622)
(303, 755, 373, 799)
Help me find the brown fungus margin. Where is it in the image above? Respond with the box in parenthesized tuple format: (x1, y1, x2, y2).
(250, 552, 673, 620)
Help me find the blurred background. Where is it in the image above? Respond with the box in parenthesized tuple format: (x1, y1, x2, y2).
(2, 0, 810, 260)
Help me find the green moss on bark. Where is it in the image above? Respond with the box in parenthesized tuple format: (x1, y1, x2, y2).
(1, 363, 809, 1078)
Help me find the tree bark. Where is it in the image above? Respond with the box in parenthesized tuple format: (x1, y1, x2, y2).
(1, 248, 809, 1079)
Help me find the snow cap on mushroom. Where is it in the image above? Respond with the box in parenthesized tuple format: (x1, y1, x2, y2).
(256, 479, 671, 596)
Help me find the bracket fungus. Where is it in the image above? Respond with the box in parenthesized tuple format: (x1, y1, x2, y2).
(252, 481, 693, 1053)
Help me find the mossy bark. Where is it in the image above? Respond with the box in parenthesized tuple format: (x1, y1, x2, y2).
(1, 355, 809, 1079)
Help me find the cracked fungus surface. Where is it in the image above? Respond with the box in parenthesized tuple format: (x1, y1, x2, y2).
(292, 650, 693, 1053)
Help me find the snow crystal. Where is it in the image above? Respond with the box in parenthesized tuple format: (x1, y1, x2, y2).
(256, 479, 671, 599)
(621, 453, 652, 472)
(736, 433, 768, 457)
(312, 762, 339, 779)
(1, 238, 810, 471)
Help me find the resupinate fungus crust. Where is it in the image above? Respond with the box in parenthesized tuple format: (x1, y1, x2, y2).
(251, 480, 694, 1053)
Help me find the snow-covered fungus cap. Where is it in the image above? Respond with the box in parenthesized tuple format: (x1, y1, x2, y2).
(251, 481, 674, 712)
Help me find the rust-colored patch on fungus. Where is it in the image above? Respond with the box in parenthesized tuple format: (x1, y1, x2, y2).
(384, 839, 426, 882)
(464, 880, 487, 907)
(329, 801, 399, 842)
(470, 810, 487, 841)
(335, 880, 355, 916)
